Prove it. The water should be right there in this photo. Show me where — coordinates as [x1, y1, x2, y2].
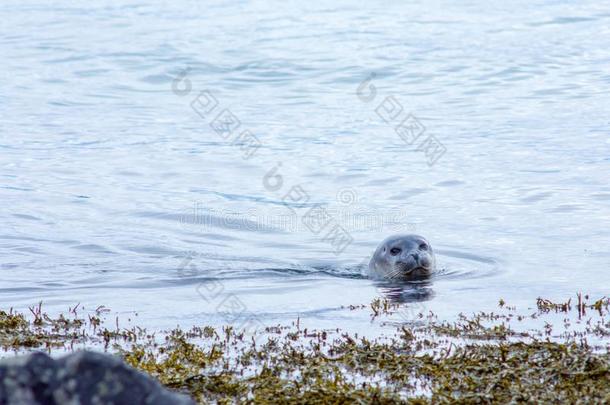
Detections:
[1, 1, 610, 335]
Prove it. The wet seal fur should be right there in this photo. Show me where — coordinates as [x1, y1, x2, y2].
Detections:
[368, 234, 436, 280]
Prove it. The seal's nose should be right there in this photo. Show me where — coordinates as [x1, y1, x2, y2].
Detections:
[411, 252, 419, 261]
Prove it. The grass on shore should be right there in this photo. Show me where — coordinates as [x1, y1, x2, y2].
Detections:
[1, 295, 609, 403]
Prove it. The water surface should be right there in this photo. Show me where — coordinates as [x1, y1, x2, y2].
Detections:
[1, 0, 610, 334]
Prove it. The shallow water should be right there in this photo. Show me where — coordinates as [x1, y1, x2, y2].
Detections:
[1, 1, 610, 335]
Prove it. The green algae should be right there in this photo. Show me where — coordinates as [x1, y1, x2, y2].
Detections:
[0, 302, 148, 352]
[1, 295, 609, 403]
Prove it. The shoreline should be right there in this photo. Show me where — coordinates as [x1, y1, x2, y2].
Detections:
[1, 294, 609, 403]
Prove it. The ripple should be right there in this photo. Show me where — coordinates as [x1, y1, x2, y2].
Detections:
[528, 16, 599, 27]
[433, 250, 502, 281]
[2, 0, 609, 333]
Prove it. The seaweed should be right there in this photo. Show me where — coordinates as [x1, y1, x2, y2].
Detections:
[1, 294, 609, 403]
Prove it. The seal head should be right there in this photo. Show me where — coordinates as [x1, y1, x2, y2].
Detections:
[368, 234, 436, 280]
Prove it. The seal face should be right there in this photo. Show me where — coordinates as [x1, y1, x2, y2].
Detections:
[368, 234, 436, 280]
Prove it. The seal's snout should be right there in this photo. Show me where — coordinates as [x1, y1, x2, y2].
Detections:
[396, 246, 433, 275]
[399, 252, 422, 266]
[395, 256, 420, 273]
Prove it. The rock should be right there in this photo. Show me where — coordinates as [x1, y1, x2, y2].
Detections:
[0, 351, 195, 405]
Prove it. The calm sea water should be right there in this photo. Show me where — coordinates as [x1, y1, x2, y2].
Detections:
[1, 1, 610, 335]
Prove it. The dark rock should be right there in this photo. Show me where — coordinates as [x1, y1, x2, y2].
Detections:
[0, 351, 195, 405]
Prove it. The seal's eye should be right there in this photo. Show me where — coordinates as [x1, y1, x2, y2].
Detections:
[390, 247, 401, 256]
[419, 243, 428, 250]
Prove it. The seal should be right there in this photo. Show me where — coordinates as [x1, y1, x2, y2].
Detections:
[368, 234, 436, 280]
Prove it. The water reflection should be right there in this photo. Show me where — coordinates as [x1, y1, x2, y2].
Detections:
[375, 279, 435, 304]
